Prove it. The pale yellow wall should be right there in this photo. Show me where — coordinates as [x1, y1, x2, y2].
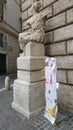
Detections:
[7, 34, 19, 74]
[0, 0, 20, 74]
[4, 0, 21, 32]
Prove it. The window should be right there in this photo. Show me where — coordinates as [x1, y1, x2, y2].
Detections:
[0, 33, 7, 48]
[0, 2, 3, 20]
[0, 34, 3, 47]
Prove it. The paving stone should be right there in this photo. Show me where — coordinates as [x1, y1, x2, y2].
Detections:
[0, 75, 73, 130]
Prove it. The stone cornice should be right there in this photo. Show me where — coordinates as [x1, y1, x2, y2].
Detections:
[0, 21, 18, 38]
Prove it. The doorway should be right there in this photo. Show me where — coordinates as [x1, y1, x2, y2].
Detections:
[0, 54, 6, 75]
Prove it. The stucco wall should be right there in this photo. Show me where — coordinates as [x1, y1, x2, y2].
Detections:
[22, 0, 73, 113]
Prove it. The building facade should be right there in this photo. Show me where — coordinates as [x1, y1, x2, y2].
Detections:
[0, 0, 21, 75]
[21, 0, 73, 113]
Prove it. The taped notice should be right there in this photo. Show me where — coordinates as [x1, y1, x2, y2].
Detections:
[45, 66, 56, 84]
[45, 103, 58, 125]
[44, 57, 59, 125]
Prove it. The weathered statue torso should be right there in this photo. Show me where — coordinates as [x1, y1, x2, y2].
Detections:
[28, 14, 46, 32]
[19, 0, 47, 51]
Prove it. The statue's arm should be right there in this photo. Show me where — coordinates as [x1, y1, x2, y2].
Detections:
[41, 14, 47, 29]
[41, 13, 47, 20]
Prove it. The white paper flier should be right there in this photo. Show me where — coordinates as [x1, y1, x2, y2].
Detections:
[44, 57, 59, 125]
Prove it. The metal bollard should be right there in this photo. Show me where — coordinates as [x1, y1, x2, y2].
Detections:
[5, 76, 10, 90]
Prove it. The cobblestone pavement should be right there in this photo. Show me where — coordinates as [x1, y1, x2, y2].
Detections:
[0, 75, 73, 130]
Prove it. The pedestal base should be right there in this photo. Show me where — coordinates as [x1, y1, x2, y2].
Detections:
[12, 41, 45, 118]
[12, 79, 45, 118]
[12, 102, 44, 118]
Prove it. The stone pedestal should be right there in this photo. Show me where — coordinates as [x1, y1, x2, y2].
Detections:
[12, 42, 45, 118]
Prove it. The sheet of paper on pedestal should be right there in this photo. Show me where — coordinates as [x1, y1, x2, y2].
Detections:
[44, 57, 59, 125]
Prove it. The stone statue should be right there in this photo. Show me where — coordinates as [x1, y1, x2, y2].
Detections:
[19, 0, 47, 52]
[12, 0, 46, 118]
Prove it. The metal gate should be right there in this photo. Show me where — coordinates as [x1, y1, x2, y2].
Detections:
[0, 54, 6, 75]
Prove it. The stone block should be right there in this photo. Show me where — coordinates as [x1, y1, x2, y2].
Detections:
[28, 7, 32, 18]
[67, 40, 73, 54]
[45, 31, 53, 44]
[56, 56, 73, 69]
[17, 70, 44, 82]
[54, 24, 73, 42]
[12, 79, 45, 118]
[40, 6, 52, 19]
[24, 42, 44, 56]
[58, 83, 73, 112]
[44, 0, 56, 7]
[22, 10, 28, 21]
[45, 42, 66, 56]
[67, 8, 73, 24]
[22, 0, 32, 11]
[17, 56, 45, 71]
[68, 71, 73, 84]
[46, 13, 65, 31]
[53, 0, 73, 14]
[57, 70, 67, 83]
